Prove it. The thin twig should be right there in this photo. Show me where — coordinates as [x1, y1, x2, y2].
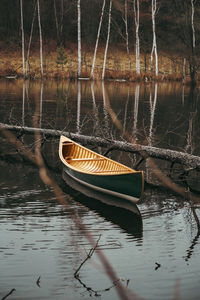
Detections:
[74, 235, 101, 278]
[1, 289, 16, 300]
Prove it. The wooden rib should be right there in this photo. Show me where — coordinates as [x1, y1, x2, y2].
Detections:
[63, 140, 134, 174]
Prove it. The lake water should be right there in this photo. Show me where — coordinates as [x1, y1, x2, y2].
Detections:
[0, 79, 200, 300]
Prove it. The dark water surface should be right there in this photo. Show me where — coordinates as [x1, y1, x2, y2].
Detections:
[0, 79, 200, 300]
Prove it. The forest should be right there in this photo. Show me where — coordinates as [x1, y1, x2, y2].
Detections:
[0, 0, 200, 83]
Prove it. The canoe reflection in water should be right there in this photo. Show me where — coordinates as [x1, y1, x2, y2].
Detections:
[62, 172, 143, 238]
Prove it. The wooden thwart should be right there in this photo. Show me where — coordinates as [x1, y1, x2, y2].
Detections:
[66, 157, 105, 162]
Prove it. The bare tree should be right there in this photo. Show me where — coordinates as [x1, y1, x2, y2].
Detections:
[133, 0, 140, 75]
[54, 0, 60, 43]
[20, 0, 25, 77]
[191, 0, 196, 51]
[26, 2, 37, 75]
[77, 0, 81, 77]
[54, 0, 64, 45]
[150, 0, 158, 76]
[90, 0, 106, 80]
[102, 0, 113, 80]
[124, 0, 131, 71]
[37, 0, 43, 76]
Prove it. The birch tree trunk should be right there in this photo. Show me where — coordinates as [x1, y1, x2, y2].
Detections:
[90, 0, 106, 80]
[191, 0, 195, 52]
[124, 0, 131, 71]
[102, 0, 112, 80]
[189, 0, 197, 85]
[20, 0, 25, 77]
[133, 0, 140, 75]
[133, 84, 140, 138]
[77, 0, 81, 78]
[37, 0, 43, 76]
[26, 2, 37, 75]
[150, 0, 158, 76]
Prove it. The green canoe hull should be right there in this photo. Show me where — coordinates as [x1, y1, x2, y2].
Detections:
[63, 165, 144, 203]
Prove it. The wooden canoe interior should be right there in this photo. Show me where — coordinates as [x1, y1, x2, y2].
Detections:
[62, 140, 134, 175]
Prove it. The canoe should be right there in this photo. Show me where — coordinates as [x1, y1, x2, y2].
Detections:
[59, 135, 144, 203]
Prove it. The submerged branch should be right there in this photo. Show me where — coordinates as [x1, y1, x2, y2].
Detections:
[1, 123, 200, 170]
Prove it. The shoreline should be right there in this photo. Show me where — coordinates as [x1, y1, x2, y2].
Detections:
[0, 41, 192, 83]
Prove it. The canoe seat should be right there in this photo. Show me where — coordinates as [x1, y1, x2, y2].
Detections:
[63, 142, 74, 145]
[66, 157, 105, 162]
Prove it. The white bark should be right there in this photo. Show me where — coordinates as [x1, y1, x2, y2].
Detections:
[77, 80, 81, 133]
[90, 0, 106, 79]
[37, 0, 43, 76]
[150, 0, 158, 76]
[133, 84, 140, 138]
[133, 0, 140, 75]
[191, 0, 195, 51]
[77, 0, 81, 77]
[102, 0, 112, 80]
[20, 0, 25, 77]
[124, 0, 131, 70]
[149, 83, 158, 146]
[26, 3, 36, 75]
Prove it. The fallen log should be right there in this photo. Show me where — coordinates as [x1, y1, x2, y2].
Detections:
[1, 122, 200, 170]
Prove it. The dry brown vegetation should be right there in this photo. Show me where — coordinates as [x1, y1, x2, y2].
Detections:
[0, 41, 189, 81]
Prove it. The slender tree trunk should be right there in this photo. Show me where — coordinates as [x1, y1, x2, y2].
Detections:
[54, 0, 60, 44]
[20, 0, 25, 77]
[189, 0, 197, 85]
[124, 0, 131, 71]
[37, 0, 43, 76]
[102, 0, 112, 80]
[26, 2, 37, 75]
[77, 81, 81, 133]
[60, 0, 64, 41]
[77, 0, 81, 78]
[133, 84, 140, 138]
[150, 0, 158, 76]
[133, 0, 140, 75]
[191, 0, 195, 51]
[90, 0, 106, 80]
